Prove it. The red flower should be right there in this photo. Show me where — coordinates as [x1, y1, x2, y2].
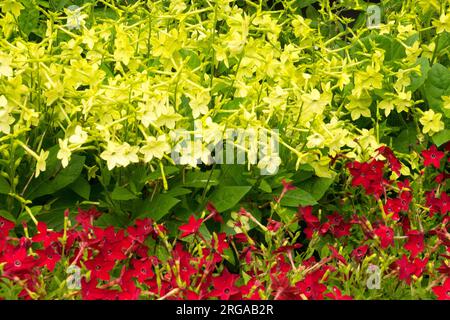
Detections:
[273, 243, 302, 255]
[374, 224, 394, 248]
[404, 230, 424, 258]
[85, 257, 115, 281]
[3, 247, 36, 273]
[393, 255, 428, 284]
[131, 258, 155, 283]
[346, 160, 385, 198]
[206, 202, 223, 223]
[351, 245, 369, 262]
[421, 145, 445, 169]
[328, 245, 347, 265]
[271, 273, 299, 300]
[211, 232, 229, 255]
[325, 286, 353, 300]
[178, 215, 203, 238]
[267, 218, 282, 232]
[36, 247, 61, 271]
[377, 146, 402, 175]
[383, 198, 401, 221]
[76, 207, 102, 229]
[0, 216, 15, 236]
[432, 278, 450, 300]
[296, 274, 327, 300]
[209, 269, 240, 300]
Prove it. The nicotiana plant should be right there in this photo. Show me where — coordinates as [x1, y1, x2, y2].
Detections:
[0, 0, 449, 300]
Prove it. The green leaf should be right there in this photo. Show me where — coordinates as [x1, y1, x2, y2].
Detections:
[166, 187, 192, 197]
[0, 176, 10, 195]
[183, 170, 221, 188]
[0, 209, 16, 223]
[69, 176, 91, 200]
[301, 177, 334, 201]
[424, 63, 450, 118]
[208, 186, 252, 212]
[409, 57, 430, 92]
[258, 179, 272, 193]
[432, 129, 450, 146]
[26, 153, 86, 200]
[111, 186, 138, 201]
[279, 189, 317, 207]
[137, 194, 180, 221]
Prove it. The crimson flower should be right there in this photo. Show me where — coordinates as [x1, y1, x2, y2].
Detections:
[296, 274, 327, 300]
[325, 286, 353, 300]
[393, 255, 428, 284]
[351, 245, 369, 262]
[328, 245, 347, 265]
[36, 247, 61, 271]
[209, 269, 240, 300]
[0, 216, 14, 236]
[421, 145, 445, 169]
[267, 218, 282, 232]
[131, 258, 155, 283]
[271, 273, 299, 300]
[76, 207, 102, 229]
[3, 247, 36, 273]
[377, 146, 401, 175]
[374, 224, 394, 248]
[85, 257, 115, 281]
[206, 202, 223, 223]
[432, 278, 450, 300]
[178, 215, 203, 238]
[404, 230, 424, 258]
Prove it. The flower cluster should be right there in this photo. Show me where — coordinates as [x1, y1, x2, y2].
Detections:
[0, 142, 449, 300]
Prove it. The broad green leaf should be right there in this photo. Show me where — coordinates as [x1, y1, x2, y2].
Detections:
[183, 170, 221, 188]
[111, 186, 138, 201]
[0, 209, 16, 223]
[258, 179, 272, 193]
[137, 194, 180, 221]
[166, 187, 192, 197]
[208, 186, 252, 212]
[301, 177, 334, 201]
[279, 189, 317, 207]
[69, 176, 91, 200]
[26, 154, 86, 200]
[409, 57, 430, 92]
[432, 129, 450, 146]
[424, 63, 450, 117]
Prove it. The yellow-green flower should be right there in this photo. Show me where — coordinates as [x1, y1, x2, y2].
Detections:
[140, 135, 171, 163]
[433, 13, 450, 34]
[419, 109, 444, 136]
[57, 139, 72, 168]
[35, 150, 49, 178]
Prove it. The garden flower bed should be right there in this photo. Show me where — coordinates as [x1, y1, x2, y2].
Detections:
[0, 0, 449, 300]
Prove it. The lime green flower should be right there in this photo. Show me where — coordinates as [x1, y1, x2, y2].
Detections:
[68, 126, 88, 145]
[433, 13, 450, 34]
[100, 142, 139, 170]
[345, 91, 372, 120]
[442, 96, 450, 110]
[419, 110, 444, 136]
[0, 95, 15, 134]
[140, 135, 171, 163]
[0, 51, 13, 78]
[35, 150, 49, 178]
[57, 139, 72, 168]
[0, 0, 24, 17]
